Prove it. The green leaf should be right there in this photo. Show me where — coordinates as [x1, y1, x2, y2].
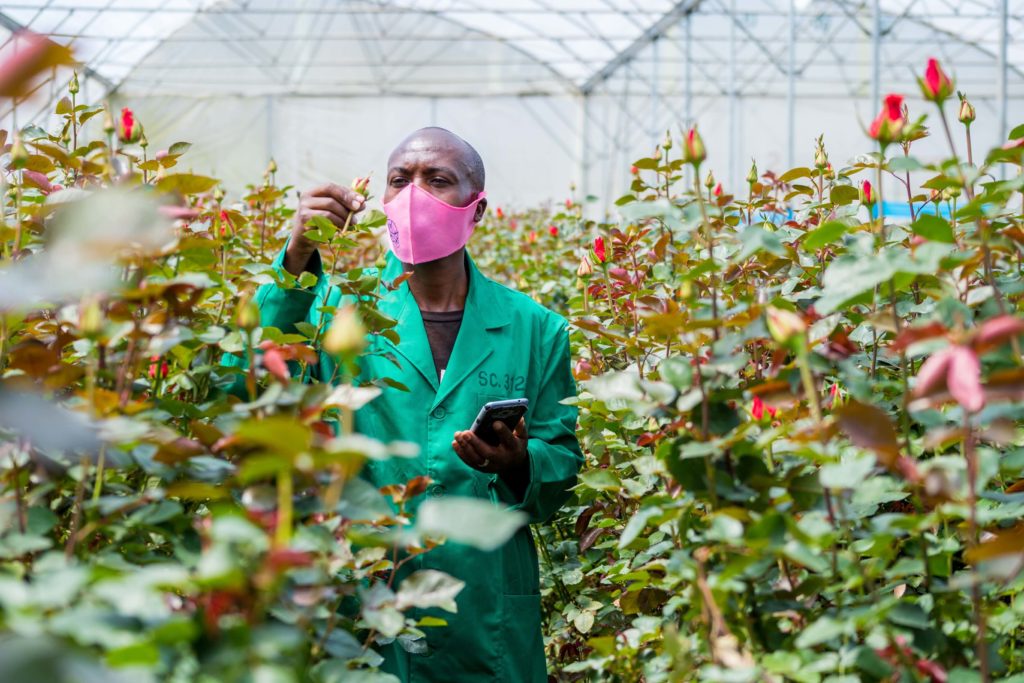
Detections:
[168, 141, 192, 156]
[795, 616, 848, 647]
[911, 214, 954, 243]
[105, 641, 160, 667]
[802, 221, 848, 250]
[829, 184, 860, 206]
[235, 416, 311, 459]
[414, 497, 527, 551]
[156, 173, 219, 195]
[778, 167, 811, 183]
[578, 468, 622, 492]
[395, 569, 465, 612]
[658, 357, 692, 391]
[736, 225, 785, 259]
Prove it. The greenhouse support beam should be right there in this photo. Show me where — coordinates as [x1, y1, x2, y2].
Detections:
[580, 0, 702, 95]
[787, 0, 796, 170]
[871, 0, 881, 106]
[998, 0, 1008, 143]
[0, 10, 116, 92]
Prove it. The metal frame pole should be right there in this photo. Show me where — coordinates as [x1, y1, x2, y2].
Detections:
[579, 93, 590, 204]
[787, 0, 796, 170]
[684, 12, 693, 188]
[871, 0, 881, 107]
[652, 37, 660, 148]
[729, 0, 738, 188]
[998, 0, 1008, 142]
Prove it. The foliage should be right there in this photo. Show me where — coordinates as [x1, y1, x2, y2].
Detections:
[471, 96, 1024, 680]
[0, 84, 524, 681]
[2, 51, 1024, 683]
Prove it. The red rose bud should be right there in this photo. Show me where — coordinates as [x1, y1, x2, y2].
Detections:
[630, 165, 639, 175]
[868, 93, 905, 145]
[860, 180, 874, 206]
[682, 126, 706, 166]
[528, 230, 537, 243]
[548, 225, 558, 237]
[565, 198, 573, 209]
[713, 183, 723, 197]
[750, 395, 778, 421]
[958, 92, 975, 125]
[593, 236, 607, 264]
[148, 355, 169, 379]
[118, 107, 143, 144]
[919, 58, 954, 103]
[219, 209, 232, 237]
[495, 207, 505, 219]
[351, 176, 370, 197]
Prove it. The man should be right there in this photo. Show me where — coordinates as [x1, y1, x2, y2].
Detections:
[245, 128, 583, 681]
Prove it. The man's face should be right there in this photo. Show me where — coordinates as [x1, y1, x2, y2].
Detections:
[384, 133, 485, 221]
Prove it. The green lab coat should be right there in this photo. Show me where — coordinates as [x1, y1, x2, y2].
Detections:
[229, 245, 583, 682]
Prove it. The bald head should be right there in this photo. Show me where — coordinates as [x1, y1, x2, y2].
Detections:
[387, 127, 485, 194]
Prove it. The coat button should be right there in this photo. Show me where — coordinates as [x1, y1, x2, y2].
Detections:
[428, 485, 445, 498]
[431, 406, 447, 419]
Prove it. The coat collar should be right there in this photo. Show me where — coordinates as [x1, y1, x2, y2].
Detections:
[377, 250, 510, 406]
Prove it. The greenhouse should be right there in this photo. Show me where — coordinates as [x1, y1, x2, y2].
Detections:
[1, 1, 1024, 682]
[2, 1, 1022, 207]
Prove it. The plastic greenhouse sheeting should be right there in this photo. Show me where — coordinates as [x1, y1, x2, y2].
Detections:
[1, 0, 1022, 208]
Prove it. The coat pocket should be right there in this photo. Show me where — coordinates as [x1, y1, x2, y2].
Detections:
[500, 593, 547, 683]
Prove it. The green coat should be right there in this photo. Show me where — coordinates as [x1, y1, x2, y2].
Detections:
[230, 246, 582, 682]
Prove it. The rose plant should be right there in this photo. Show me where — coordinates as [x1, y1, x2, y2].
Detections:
[0, 50, 524, 682]
[469, 59, 1024, 682]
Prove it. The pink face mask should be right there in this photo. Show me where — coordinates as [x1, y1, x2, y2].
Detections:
[382, 183, 486, 264]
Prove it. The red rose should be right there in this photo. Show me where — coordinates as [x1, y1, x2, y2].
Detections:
[750, 396, 777, 421]
[682, 126, 706, 166]
[593, 236, 607, 264]
[495, 207, 505, 219]
[118, 107, 143, 144]
[919, 58, 953, 103]
[548, 225, 558, 237]
[868, 94, 905, 145]
[860, 180, 873, 205]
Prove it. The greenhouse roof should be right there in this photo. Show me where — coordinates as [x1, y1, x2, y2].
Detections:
[0, 0, 1019, 102]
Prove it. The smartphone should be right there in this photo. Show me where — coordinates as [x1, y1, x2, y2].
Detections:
[470, 398, 529, 446]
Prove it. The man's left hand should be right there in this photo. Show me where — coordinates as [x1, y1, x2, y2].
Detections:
[452, 418, 528, 476]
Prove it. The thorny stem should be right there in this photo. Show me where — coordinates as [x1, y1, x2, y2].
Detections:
[275, 468, 294, 547]
[693, 171, 719, 341]
[963, 414, 990, 682]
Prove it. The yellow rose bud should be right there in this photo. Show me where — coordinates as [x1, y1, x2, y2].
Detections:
[766, 306, 807, 345]
[704, 170, 715, 191]
[9, 134, 28, 169]
[68, 71, 79, 95]
[958, 93, 976, 125]
[323, 305, 366, 356]
[266, 158, 277, 174]
[746, 160, 758, 186]
[235, 292, 260, 331]
[576, 255, 593, 278]
[79, 296, 103, 337]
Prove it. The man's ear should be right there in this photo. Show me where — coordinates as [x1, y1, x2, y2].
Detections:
[472, 197, 487, 223]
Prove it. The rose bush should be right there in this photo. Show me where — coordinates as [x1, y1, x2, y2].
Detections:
[0, 53, 524, 681]
[1, 48, 1023, 683]
[471, 60, 1024, 682]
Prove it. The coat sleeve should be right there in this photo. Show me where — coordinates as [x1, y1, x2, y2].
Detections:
[491, 319, 583, 525]
[220, 243, 329, 394]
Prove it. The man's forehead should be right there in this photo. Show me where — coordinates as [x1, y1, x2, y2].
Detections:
[388, 140, 469, 170]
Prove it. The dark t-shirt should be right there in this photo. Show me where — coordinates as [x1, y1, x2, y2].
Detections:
[420, 309, 464, 381]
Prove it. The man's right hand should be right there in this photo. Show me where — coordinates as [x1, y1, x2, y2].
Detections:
[284, 183, 367, 277]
